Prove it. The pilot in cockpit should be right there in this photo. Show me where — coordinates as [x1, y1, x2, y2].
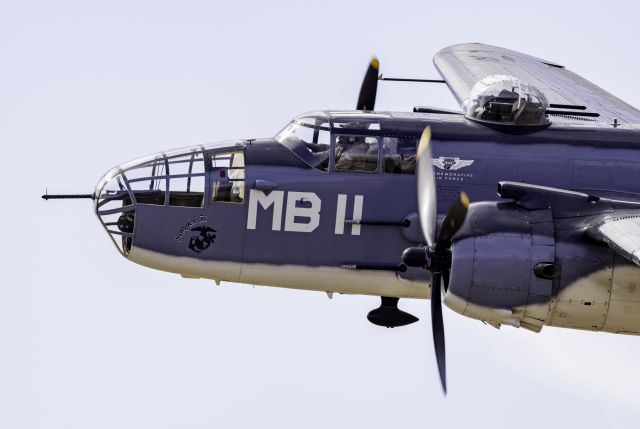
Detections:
[335, 135, 378, 172]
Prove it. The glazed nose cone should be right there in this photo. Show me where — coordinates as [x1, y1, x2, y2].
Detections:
[94, 166, 136, 257]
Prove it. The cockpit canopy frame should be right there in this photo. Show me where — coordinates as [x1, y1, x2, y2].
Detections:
[274, 111, 421, 172]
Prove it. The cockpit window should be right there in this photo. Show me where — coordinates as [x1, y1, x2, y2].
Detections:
[275, 115, 330, 171]
[382, 136, 417, 174]
[334, 135, 379, 172]
[274, 113, 423, 174]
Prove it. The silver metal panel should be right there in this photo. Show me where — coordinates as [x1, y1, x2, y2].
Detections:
[589, 215, 640, 266]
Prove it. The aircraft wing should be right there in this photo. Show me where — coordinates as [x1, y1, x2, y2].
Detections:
[498, 182, 640, 267]
[434, 43, 640, 127]
[588, 216, 640, 267]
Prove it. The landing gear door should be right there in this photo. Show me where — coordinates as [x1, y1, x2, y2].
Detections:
[204, 149, 248, 281]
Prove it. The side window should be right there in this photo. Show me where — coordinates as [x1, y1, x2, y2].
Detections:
[334, 135, 379, 172]
[167, 150, 205, 207]
[383, 136, 418, 174]
[120, 149, 206, 207]
[211, 151, 245, 203]
[122, 156, 167, 205]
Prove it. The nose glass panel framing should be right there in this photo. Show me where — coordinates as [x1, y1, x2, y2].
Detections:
[94, 144, 209, 256]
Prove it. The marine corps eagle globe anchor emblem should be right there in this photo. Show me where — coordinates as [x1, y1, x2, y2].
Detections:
[188, 226, 217, 254]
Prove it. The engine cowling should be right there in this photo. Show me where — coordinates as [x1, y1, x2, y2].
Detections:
[442, 193, 640, 335]
[444, 201, 555, 332]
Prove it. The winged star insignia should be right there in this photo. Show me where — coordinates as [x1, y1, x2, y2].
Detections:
[432, 157, 475, 170]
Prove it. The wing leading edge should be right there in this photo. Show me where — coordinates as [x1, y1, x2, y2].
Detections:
[497, 181, 640, 268]
[434, 43, 640, 127]
[588, 216, 640, 267]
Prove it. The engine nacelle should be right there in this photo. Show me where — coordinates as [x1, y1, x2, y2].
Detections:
[444, 202, 554, 332]
[444, 201, 640, 334]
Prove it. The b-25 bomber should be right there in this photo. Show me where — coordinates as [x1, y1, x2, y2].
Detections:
[45, 43, 640, 392]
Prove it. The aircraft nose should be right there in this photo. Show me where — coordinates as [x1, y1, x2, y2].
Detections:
[94, 167, 136, 257]
[93, 144, 210, 257]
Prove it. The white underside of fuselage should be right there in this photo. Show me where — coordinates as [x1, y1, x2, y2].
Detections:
[127, 247, 640, 335]
[128, 246, 430, 299]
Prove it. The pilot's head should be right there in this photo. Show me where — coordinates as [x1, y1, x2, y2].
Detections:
[337, 135, 364, 147]
[337, 136, 354, 148]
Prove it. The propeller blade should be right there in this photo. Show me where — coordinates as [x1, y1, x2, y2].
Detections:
[416, 127, 437, 246]
[356, 57, 380, 111]
[436, 192, 469, 251]
[442, 268, 450, 292]
[431, 272, 447, 394]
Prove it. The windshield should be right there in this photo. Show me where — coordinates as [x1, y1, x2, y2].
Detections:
[275, 114, 331, 170]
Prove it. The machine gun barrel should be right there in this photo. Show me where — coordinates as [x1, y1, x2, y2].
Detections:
[42, 193, 95, 200]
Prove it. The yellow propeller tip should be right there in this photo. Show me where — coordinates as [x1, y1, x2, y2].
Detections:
[370, 57, 380, 70]
[460, 192, 470, 208]
[416, 127, 431, 159]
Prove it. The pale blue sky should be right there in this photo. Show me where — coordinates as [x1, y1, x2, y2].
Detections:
[2, 1, 640, 428]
